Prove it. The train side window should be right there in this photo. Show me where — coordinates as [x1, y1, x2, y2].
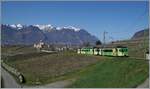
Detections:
[119, 49, 123, 52]
[103, 49, 113, 52]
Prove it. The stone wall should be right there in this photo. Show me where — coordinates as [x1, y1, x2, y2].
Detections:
[1, 60, 25, 83]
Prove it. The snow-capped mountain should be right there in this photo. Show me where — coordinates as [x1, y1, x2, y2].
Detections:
[8, 24, 81, 32]
[10, 24, 24, 30]
[56, 26, 81, 32]
[1, 24, 99, 45]
[56, 27, 61, 30]
[62, 26, 80, 32]
[34, 24, 54, 31]
[34, 24, 81, 32]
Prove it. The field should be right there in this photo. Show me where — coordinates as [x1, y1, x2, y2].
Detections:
[1, 45, 38, 56]
[1, 46, 149, 87]
[2, 46, 101, 85]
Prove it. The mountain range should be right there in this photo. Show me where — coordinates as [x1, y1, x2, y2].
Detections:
[1, 24, 99, 45]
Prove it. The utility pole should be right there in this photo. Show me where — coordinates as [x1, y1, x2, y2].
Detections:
[143, 29, 147, 60]
[109, 36, 114, 43]
[103, 31, 108, 48]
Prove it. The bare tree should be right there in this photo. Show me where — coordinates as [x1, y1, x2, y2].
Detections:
[95, 40, 102, 47]
[83, 42, 90, 47]
[95, 40, 102, 55]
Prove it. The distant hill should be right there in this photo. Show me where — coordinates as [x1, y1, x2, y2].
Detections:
[131, 28, 149, 40]
[1, 24, 99, 45]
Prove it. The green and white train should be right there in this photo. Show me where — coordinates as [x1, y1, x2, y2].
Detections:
[77, 46, 128, 57]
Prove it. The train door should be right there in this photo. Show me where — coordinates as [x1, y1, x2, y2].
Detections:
[89, 48, 93, 55]
[94, 48, 98, 55]
[117, 48, 123, 56]
[99, 48, 102, 55]
[77, 49, 80, 54]
[112, 48, 117, 56]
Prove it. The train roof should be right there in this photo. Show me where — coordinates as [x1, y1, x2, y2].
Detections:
[79, 47, 128, 49]
[81, 47, 93, 49]
[100, 45, 127, 48]
[116, 46, 127, 48]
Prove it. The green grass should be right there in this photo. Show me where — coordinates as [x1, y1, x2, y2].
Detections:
[70, 57, 149, 88]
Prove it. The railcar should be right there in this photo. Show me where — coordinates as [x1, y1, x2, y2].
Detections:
[102, 48, 114, 56]
[78, 48, 93, 55]
[115, 47, 128, 56]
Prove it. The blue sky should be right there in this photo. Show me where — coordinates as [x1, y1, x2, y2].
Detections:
[2, 1, 149, 42]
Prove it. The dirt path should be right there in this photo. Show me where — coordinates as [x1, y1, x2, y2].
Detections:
[137, 78, 149, 88]
[23, 79, 75, 88]
[1, 67, 21, 88]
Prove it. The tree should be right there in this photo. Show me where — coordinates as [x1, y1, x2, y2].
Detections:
[95, 40, 102, 47]
[95, 40, 102, 55]
[83, 42, 90, 47]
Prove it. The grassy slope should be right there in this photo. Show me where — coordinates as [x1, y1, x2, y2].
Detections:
[128, 38, 149, 58]
[3, 51, 101, 85]
[70, 58, 149, 88]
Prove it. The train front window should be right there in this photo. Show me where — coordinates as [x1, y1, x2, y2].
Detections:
[119, 48, 128, 52]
